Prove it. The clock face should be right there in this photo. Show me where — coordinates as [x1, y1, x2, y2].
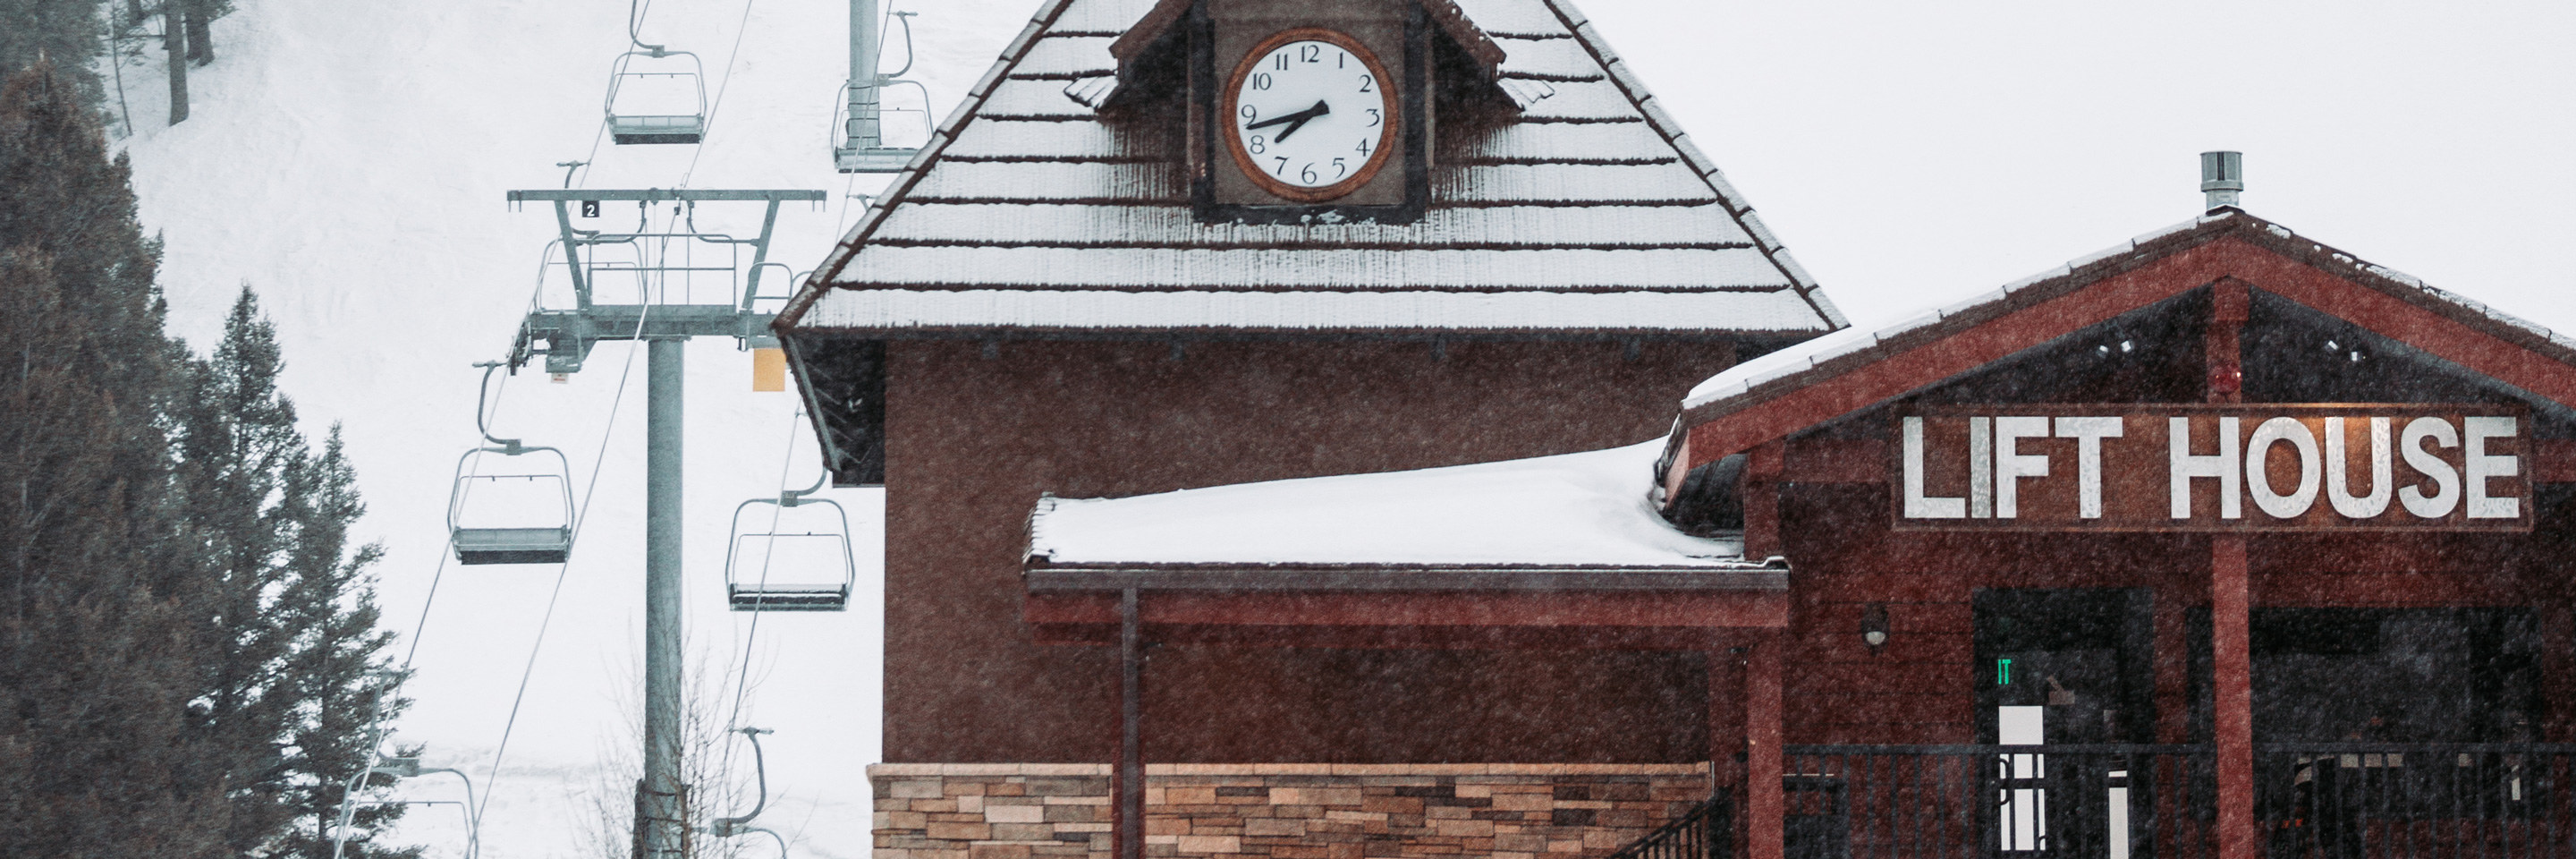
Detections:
[1222, 29, 1398, 203]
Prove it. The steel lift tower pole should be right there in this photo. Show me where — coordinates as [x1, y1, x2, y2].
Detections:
[641, 337, 686, 859]
[504, 188, 826, 859]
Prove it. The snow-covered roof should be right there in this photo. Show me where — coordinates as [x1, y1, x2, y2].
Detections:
[1669, 208, 2576, 455]
[778, 0, 1843, 336]
[1678, 213, 2227, 412]
[1024, 439, 1778, 577]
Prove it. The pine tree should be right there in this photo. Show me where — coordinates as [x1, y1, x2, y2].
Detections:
[2, 60, 411, 858]
[0, 60, 228, 859]
[0, 0, 108, 114]
[178, 287, 416, 859]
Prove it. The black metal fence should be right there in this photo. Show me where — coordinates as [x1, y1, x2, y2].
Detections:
[1779, 744, 2216, 859]
[1609, 789, 1735, 859]
[2255, 744, 2576, 859]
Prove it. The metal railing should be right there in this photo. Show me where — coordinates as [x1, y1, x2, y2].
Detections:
[1781, 744, 2216, 859]
[2256, 744, 2576, 859]
[1610, 789, 1734, 859]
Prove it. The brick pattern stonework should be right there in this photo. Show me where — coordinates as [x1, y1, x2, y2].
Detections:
[870, 764, 1713, 859]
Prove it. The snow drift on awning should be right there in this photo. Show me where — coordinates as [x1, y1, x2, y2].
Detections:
[1026, 440, 1757, 568]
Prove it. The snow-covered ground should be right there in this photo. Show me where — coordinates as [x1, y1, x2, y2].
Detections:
[104, 1, 2574, 857]
[109, 0, 1025, 856]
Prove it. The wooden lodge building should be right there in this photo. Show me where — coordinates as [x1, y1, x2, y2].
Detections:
[771, 2, 2576, 859]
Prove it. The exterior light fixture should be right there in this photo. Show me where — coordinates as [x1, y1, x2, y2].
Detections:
[1860, 603, 1889, 654]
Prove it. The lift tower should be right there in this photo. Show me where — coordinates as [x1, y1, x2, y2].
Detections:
[504, 187, 826, 859]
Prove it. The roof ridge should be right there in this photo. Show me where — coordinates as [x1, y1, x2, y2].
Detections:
[1537, 0, 1847, 332]
[776, 0, 1079, 331]
[1665, 209, 2576, 466]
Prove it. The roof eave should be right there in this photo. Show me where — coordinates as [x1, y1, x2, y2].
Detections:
[1024, 562, 1790, 592]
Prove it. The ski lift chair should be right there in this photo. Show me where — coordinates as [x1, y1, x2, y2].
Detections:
[447, 441, 577, 566]
[724, 481, 855, 611]
[449, 365, 576, 566]
[606, 49, 708, 144]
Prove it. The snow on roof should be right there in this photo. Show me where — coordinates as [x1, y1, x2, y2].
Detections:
[1674, 209, 2576, 422]
[1680, 213, 2227, 412]
[801, 287, 1835, 334]
[780, 0, 1843, 336]
[1027, 439, 1758, 568]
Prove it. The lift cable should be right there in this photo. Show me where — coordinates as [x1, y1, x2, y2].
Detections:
[470, 206, 674, 834]
[709, 410, 807, 794]
[680, 0, 762, 187]
[328, 363, 523, 859]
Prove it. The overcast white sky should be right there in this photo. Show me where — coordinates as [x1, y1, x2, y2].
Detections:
[1572, 0, 2576, 332]
[114, 2, 2576, 856]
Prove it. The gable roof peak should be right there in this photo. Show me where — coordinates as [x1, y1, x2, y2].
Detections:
[1665, 208, 2576, 481]
[776, 0, 1846, 339]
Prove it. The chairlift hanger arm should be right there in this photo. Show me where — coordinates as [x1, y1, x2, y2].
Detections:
[509, 190, 826, 203]
[740, 200, 782, 312]
[710, 727, 775, 832]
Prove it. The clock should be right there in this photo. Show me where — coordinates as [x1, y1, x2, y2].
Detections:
[1220, 28, 1399, 203]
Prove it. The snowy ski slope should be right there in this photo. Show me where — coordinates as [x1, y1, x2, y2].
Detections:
[112, 0, 1028, 855]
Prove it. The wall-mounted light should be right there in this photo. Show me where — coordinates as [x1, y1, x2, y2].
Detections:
[1860, 603, 1889, 654]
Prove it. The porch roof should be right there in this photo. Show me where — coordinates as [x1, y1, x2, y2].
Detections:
[1023, 439, 1784, 591]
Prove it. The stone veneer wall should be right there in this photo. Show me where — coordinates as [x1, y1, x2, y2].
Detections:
[870, 763, 1713, 859]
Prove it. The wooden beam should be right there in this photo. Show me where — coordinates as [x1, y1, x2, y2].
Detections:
[1743, 440, 1785, 560]
[1116, 589, 1143, 859]
[1028, 621, 1754, 651]
[1708, 651, 1745, 859]
[1743, 634, 1784, 859]
[2207, 281, 2256, 859]
[1026, 590, 1792, 630]
[1680, 241, 2255, 472]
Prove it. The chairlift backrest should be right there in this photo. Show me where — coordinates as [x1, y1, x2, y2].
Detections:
[724, 495, 856, 611]
[448, 444, 578, 566]
[606, 50, 708, 145]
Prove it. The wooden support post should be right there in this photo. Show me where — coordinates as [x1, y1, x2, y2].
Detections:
[1744, 634, 1784, 859]
[1118, 589, 1143, 859]
[1707, 648, 1747, 856]
[1743, 440, 1786, 561]
[2211, 537, 2253, 859]
[2206, 277, 2255, 859]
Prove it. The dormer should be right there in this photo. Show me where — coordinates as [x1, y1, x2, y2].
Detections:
[1089, 0, 1512, 223]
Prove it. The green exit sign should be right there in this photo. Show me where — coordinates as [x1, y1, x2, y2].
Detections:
[1996, 658, 2013, 685]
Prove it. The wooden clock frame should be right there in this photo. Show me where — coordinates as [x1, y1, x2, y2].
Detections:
[1189, 1, 1430, 225]
[1219, 28, 1401, 204]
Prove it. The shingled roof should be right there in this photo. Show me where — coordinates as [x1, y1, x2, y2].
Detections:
[775, 0, 1844, 338]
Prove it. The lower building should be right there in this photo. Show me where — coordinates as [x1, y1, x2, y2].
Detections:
[978, 211, 2576, 859]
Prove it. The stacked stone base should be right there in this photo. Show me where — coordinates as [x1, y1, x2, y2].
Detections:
[871, 763, 1712, 859]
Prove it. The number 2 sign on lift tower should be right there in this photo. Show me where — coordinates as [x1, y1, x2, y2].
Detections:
[1890, 404, 2534, 532]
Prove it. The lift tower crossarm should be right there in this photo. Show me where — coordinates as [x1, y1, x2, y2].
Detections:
[503, 189, 821, 374]
[506, 189, 827, 203]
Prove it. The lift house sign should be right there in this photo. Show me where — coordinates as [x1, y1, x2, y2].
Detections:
[1892, 404, 2533, 532]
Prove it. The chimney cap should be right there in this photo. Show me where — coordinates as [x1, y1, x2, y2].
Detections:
[2200, 151, 2243, 211]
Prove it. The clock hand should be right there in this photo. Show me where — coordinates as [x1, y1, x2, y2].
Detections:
[1272, 106, 1329, 143]
[1243, 100, 1332, 141]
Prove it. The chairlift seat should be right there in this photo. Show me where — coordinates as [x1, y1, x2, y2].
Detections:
[453, 526, 574, 566]
[606, 50, 709, 146]
[725, 495, 857, 613]
[726, 583, 850, 612]
[447, 442, 578, 566]
[610, 115, 706, 145]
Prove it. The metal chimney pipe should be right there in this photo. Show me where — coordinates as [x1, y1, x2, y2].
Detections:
[2200, 151, 2243, 212]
